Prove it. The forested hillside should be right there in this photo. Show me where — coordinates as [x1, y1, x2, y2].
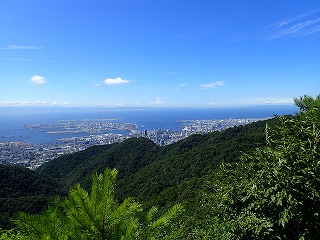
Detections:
[1, 95, 319, 239]
[1, 115, 272, 232]
[0, 165, 64, 229]
[37, 137, 161, 191]
[37, 117, 273, 200]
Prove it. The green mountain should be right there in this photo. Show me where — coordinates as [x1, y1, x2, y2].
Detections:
[36, 137, 161, 192]
[2, 95, 320, 239]
[0, 118, 274, 232]
[0, 165, 64, 229]
[37, 118, 272, 201]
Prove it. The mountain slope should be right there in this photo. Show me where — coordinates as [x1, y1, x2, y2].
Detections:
[37, 137, 161, 191]
[1, 118, 274, 230]
[0, 164, 64, 229]
[117, 119, 270, 200]
[37, 118, 274, 200]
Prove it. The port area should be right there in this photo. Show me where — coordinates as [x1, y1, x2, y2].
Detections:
[1, 117, 269, 169]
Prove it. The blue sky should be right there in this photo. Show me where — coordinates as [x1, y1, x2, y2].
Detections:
[0, 0, 319, 107]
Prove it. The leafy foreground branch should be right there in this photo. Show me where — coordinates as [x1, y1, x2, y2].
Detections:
[195, 95, 320, 239]
[0, 168, 183, 239]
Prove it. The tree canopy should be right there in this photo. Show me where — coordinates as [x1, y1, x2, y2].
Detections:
[1, 168, 183, 239]
[1, 94, 319, 239]
[193, 95, 320, 239]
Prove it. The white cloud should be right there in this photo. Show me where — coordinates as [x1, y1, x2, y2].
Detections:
[0, 45, 44, 50]
[262, 98, 294, 105]
[262, 9, 320, 40]
[153, 97, 165, 106]
[235, 98, 294, 105]
[207, 101, 217, 105]
[173, 83, 188, 90]
[199, 81, 226, 89]
[0, 57, 56, 63]
[30, 75, 46, 84]
[103, 77, 129, 85]
[0, 101, 76, 106]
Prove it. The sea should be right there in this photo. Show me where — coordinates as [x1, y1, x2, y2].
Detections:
[0, 105, 297, 145]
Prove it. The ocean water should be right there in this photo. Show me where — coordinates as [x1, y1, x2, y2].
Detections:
[0, 105, 297, 144]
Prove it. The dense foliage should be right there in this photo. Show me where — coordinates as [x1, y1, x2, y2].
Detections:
[0, 115, 274, 235]
[37, 118, 271, 200]
[0, 165, 64, 229]
[37, 138, 161, 191]
[191, 95, 320, 239]
[1, 168, 183, 239]
[1, 94, 319, 239]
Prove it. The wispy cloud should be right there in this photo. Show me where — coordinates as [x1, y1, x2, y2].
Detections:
[151, 97, 165, 106]
[30, 75, 46, 84]
[207, 101, 218, 106]
[0, 45, 44, 50]
[0, 57, 56, 63]
[103, 77, 130, 85]
[0, 100, 168, 107]
[235, 98, 294, 105]
[0, 101, 137, 107]
[0, 101, 76, 106]
[173, 83, 188, 90]
[199, 81, 226, 89]
[262, 9, 320, 40]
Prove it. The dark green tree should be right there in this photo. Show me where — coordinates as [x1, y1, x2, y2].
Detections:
[196, 95, 320, 239]
[12, 199, 69, 239]
[293, 94, 320, 112]
[63, 168, 141, 239]
[2, 168, 183, 239]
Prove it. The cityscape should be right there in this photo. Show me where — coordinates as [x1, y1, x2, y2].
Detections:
[0, 117, 269, 169]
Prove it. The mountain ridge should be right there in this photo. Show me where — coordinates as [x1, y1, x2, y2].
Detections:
[1, 118, 274, 230]
[37, 118, 273, 199]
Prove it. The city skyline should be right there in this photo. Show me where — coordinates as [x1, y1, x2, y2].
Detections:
[1, 0, 319, 108]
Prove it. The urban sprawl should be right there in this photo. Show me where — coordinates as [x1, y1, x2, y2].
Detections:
[0, 118, 269, 169]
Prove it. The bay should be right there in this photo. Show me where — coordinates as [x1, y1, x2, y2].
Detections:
[0, 105, 297, 144]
